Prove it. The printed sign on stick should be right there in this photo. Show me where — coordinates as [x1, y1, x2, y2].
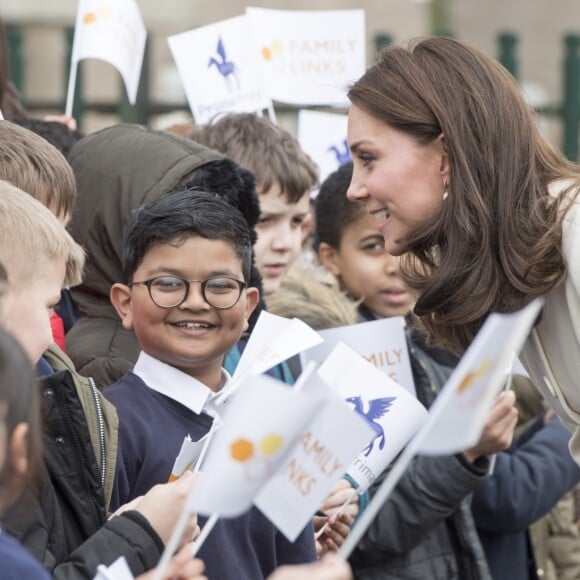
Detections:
[168, 15, 271, 123]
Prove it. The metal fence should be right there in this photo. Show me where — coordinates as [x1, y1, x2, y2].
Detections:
[7, 24, 580, 161]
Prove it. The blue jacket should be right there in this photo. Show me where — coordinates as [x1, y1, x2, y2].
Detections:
[472, 416, 580, 580]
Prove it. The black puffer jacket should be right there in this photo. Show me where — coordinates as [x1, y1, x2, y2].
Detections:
[2, 346, 163, 579]
[349, 309, 491, 580]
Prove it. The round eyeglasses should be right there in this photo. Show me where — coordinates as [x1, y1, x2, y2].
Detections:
[129, 275, 247, 310]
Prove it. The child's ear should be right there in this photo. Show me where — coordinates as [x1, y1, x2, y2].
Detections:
[242, 287, 261, 332]
[317, 242, 342, 277]
[10, 423, 29, 477]
[110, 283, 135, 330]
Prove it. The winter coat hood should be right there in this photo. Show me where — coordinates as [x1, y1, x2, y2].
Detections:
[68, 123, 262, 321]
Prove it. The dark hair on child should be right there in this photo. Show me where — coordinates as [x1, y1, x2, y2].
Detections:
[314, 161, 365, 251]
[0, 328, 42, 513]
[12, 117, 83, 159]
[181, 158, 261, 249]
[122, 189, 254, 284]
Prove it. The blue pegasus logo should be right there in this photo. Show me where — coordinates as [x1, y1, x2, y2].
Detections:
[328, 138, 352, 165]
[346, 396, 396, 457]
[208, 36, 240, 92]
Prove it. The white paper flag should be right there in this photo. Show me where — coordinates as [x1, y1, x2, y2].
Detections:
[94, 556, 133, 580]
[168, 433, 211, 481]
[168, 15, 272, 124]
[254, 389, 373, 541]
[188, 375, 321, 517]
[301, 317, 416, 396]
[215, 311, 323, 405]
[318, 342, 428, 491]
[70, 0, 146, 104]
[235, 312, 323, 379]
[246, 7, 365, 105]
[297, 110, 351, 185]
[410, 299, 544, 455]
[336, 299, 544, 561]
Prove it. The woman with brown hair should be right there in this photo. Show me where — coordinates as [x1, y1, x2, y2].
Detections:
[346, 35, 580, 463]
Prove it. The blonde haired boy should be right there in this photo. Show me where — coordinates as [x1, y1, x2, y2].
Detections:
[0, 179, 84, 362]
[0, 120, 81, 347]
[0, 120, 76, 223]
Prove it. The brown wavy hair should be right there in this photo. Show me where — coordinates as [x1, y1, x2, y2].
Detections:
[348, 36, 580, 354]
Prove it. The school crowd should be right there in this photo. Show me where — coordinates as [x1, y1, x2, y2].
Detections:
[1, 26, 580, 580]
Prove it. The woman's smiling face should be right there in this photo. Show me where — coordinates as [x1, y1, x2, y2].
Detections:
[346, 104, 448, 256]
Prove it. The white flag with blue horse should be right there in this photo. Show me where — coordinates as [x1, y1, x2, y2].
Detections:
[318, 342, 428, 492]
[168, 15, 272, 124]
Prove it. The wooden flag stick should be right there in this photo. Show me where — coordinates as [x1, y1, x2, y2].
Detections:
[315, 488, 359, 540]
[190, 513, 219, 557]
[65, 60, 78, 117]
[266, 102, 277, 124]
[151, 506, 191, 580]
[192, 419, 220, 474]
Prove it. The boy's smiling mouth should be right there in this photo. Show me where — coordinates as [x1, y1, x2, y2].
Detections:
[170, 320, 216, 330]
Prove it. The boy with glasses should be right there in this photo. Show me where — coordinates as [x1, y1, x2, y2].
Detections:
[105, 189, 317, 578]
[65, 123, 262, 390]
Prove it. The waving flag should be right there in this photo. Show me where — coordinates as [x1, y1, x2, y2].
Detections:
[409, 298, 544, 455]
[317, 342, 428, 492]
[338, 298, 545, 560]
[94, 556, 133, 580]
[168, 15, 272, 123]
[187, 375, 321, 517]
[301, 316, 416, 396]
[297, 110, 351, 185]
[254, 386, 373, 541]
[247, 7, 365, 105]
[214, 311, 323, 406]
[67, 0, 146, 113]
[168, 433, 211, 481]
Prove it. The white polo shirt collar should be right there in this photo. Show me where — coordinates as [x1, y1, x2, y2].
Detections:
[133, 351, 229, 415]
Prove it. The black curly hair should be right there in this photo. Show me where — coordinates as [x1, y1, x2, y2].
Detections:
[314, 161, 365, 251]
[182, 158, 264, 332]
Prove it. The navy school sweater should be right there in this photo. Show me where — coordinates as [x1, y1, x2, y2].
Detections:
[105, 372, 316, 580]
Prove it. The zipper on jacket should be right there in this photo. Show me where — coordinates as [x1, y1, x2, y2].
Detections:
[61, 378, 103, 527]
[88, 377, 106, 489]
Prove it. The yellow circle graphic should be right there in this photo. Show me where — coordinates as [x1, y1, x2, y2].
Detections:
[260, 434, 283, 456]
